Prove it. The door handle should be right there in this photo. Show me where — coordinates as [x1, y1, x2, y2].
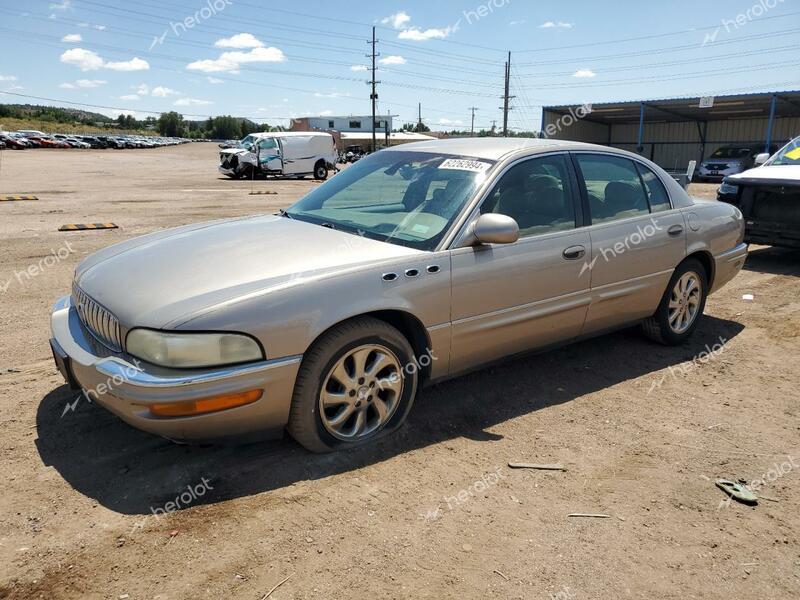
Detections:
[563, 245, 586, 260]
[667, 224, 684, 237]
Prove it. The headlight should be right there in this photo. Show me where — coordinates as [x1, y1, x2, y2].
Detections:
[719, 181, 739, 195]
[126, 329, 264, 368]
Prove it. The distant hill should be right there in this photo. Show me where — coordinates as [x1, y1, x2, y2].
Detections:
[0, 103, 113, 125]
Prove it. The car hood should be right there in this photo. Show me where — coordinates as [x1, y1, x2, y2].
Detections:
[727, 165, 800, 185]
[75, 215, 420, 329]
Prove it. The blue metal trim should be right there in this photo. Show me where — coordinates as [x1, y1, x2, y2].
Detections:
[765, 94, 778, 153]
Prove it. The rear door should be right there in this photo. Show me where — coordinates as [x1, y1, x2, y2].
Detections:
[279, 136, 315, 175]
[572, 152, 687, 334]
[449, 153, 592, 374]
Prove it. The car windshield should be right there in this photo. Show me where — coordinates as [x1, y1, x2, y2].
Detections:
[767, 137, 800, 166]
[710, 146, 752, 159]
[286, 151, 495, 250]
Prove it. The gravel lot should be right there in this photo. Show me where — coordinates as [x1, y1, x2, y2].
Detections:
[1, 143, 798, 600]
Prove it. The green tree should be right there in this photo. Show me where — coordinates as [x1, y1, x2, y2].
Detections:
[158, 111, 185, 137]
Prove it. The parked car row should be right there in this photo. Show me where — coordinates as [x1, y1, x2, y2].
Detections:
[694, 143, 783, 182]
[0, 130, 189, 150]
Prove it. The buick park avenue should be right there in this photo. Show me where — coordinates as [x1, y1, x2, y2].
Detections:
[51, 139, 747, 452]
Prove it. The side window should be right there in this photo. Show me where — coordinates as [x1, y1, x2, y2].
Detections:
[636, 163, 671, 212]
[481, 155, 576, 238]
[575, 154, 650, 224]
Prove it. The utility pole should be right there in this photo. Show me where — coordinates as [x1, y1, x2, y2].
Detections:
[417, 102, 422, 130]
[469, 107, 478, 137]
[367, 26, 379, 153]
[501, 51, 515, 137]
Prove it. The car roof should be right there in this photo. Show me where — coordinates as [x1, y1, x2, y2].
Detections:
[382, 137, 620, 161]
[248, 131, 332, 139]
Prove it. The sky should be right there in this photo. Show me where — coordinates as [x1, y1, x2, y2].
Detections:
[0, 0, 798, 131]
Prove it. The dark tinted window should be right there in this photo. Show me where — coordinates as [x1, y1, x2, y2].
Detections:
[636, 163, 671, 212]
[481, 155, 576, 237]
[575, 154, 649, 224]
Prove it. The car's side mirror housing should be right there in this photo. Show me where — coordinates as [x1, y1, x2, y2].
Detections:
[462, 213, 520, 246]
[754, 152, 770, 166]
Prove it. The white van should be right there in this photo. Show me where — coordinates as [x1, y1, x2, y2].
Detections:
[219, 131, 337, 180]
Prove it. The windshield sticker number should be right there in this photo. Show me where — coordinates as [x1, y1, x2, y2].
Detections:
[439, 159, 491, 173]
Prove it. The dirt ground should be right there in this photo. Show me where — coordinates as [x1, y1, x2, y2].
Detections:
[0, 143, 798, 600]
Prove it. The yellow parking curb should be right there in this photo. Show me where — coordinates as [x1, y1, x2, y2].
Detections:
[59, 223, 119, 231]
[0, 195, 38, 201]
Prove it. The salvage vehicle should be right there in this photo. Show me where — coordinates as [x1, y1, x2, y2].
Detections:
[695, 144, 780, 182]
[219, 131, 336, 180]
[51, 139, 747, 452]
[717, 135, 800, 248]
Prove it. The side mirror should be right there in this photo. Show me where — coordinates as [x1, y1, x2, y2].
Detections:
[754, 152, 770, 166]
[466, 213, 519, 246]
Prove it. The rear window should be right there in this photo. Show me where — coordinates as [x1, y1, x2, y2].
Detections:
[575, 154, 650, 224]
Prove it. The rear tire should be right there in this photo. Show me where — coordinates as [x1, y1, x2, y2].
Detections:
[642, 258, 707, 345]
[313, 160, 328, 180]
[287, 317, 418, 453]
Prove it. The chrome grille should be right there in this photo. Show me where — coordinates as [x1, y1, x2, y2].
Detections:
[72, 284, 123, 352]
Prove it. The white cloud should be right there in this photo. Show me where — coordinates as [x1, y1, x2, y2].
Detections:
[206, 76, 224, 84]
[186, 46, 286, 73]
[379, 55, 406, 66]
[438, 118, 463, 126]
[0, 75, 17, 82]
[350, 65, 368, 72]
[318, 110, 334, 116]
[572, 69, 596, 78]
[381, 11, 411, 30]
[214, 33, 264, 49]
[119, 94, 140, 101]
[104, 57, 149, 71]
[94, 24, 106, 31]
[60, 48, 104, 71]
[509, 20, 526, 26]
[398, 26, 453, 41]
[59, 78, 106, 89]
[539, 21, 573, 29]
[314, 91, 342, 98]
[62, 33, 82, 42]
[151, 86, 179, 97]
[49, 0, 72, 10]
[7, 85, 24, 91]
[174, 98, 213, 106]
[59, 48, 148, 71]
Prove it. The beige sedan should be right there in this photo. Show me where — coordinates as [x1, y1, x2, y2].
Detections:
[50, 138, 748, 452]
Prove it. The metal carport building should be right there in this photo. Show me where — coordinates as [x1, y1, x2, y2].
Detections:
[541, 91, 800, 171]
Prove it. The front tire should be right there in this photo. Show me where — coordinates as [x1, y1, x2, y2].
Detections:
[642, 258, 707, 345]
[287, 317, 418, 453]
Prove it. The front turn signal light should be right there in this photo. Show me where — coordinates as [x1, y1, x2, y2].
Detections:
[148, 389, 262, 418]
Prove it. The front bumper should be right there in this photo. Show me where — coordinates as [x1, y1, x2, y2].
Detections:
[710, 243, 748, 294]
[49, 296, 301, 442]
[218, 166, 237, 176]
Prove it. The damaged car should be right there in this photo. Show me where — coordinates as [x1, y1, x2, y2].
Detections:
[718, 135, 800, 248]
[219, 131, 336, 180]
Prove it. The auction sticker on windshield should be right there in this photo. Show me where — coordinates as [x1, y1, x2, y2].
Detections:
[439, 158, 492, 173]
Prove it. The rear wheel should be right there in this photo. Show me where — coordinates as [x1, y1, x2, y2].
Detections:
[313, 160, 328, 180]
[287, 317, 418, 453]
[642, 258, 707, 345]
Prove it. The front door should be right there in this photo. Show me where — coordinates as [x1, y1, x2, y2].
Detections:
[449, 153, 592, 375]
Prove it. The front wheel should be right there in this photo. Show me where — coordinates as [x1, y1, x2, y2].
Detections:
[287, 317, 418, 453]
[313, 160, 328, 180]
[642, 258, 707, 345]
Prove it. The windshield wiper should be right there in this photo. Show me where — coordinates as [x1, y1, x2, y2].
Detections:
[278, 209, 293, 220]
